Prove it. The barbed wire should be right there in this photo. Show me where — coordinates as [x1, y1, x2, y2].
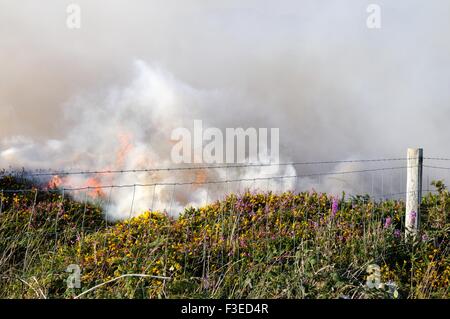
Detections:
[373, 189, 437, 198]
[0, 155, 445, 299]
[424, 157, 450, 161]
[0, 157, 411, 178]
[424, 165, 450, 170]
[0, 165, 411, 193]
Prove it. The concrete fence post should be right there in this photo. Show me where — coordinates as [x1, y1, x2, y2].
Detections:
[405, 148, 423, 239]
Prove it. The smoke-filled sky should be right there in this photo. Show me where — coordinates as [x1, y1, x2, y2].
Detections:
[1, 1, 449, 217]
[1, 0, 450, 157]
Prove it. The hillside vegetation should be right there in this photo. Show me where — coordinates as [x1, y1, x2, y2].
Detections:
[0, 175, 448, 299]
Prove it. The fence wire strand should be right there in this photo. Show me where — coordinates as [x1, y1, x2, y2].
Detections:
[0, 166, 414, 193]
[1, 157, 413, 178]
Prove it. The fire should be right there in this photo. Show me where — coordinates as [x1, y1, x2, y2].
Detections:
[47, 175, 63, 189]
[46, 174, 104, 198]
[46, 130, 134, 200]
[115, 131, 134, 168]
[194, 170, 208, 185]
[84, 177, 105, 198]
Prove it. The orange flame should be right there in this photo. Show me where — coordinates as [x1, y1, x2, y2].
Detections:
[84, 177, 105, 198]
[46, 130, 136, 200]
[194, 170, 208, 185]
[115, 131, 134, 168]
[47, 175, 63, 189]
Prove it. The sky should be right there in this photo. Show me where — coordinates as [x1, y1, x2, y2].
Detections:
[1, 1, 449, 158]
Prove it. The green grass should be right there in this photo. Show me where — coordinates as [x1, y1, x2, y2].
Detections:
[0, 175, 448, 299]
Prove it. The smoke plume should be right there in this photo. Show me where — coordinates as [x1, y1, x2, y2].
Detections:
[1, 1, 450, 218]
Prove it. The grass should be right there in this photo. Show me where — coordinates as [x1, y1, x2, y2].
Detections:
[0, 175, 448, 299]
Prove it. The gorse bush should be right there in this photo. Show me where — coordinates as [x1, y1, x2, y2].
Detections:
[0, 175, 448, 299]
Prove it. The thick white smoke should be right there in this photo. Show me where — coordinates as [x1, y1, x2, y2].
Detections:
[0, 61, 296, 219]
[1, 1, 450, 218]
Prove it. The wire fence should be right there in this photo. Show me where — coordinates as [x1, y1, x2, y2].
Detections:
[1, 156, 449, 224]
[0, 155, 448, 298]
[0, 157, 412, 177]
[1, 156, 449, 210]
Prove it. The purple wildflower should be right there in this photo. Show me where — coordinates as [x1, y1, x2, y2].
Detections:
[384, 217, 392, 229]
[331, 198, 339, 218]
[394, 229, 401, 239]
